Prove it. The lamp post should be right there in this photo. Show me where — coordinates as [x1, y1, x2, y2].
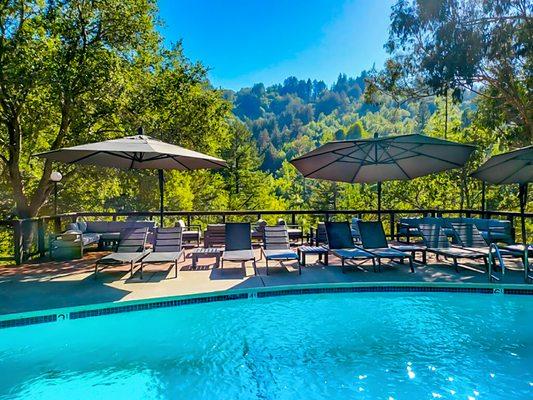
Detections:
[50, 171, 63, 215]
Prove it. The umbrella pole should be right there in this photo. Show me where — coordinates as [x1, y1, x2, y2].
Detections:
[481, 181, 486, 218]
[158, 169, 164, 228]
[519, 183, 527, 243]
[377, 181, 382, 220]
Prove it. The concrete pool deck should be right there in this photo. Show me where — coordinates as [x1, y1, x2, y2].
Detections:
[0, 246, 529, 316]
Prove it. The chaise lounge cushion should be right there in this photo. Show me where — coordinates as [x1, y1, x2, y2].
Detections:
[86, 221, 109, 233]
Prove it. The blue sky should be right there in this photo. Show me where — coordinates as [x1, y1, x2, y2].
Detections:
[157, 0, 395, 90]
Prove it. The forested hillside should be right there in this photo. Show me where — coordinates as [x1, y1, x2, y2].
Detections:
[224, 73, 476, 173]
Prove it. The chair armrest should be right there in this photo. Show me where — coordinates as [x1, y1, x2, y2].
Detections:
[187, 224, 201, 233]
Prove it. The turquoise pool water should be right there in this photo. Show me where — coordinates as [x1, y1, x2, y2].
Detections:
[0, 292, 532, 399]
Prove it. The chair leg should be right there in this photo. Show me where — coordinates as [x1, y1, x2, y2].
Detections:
[371, 258, 377, 272]
[253, 259, 258, 276]
[175, 260, 178, 278]
[377, 258, 382, 272]
[409, 257, 414, 273]
[266, 258, 269, 275]
[94, 262, 98, 279]
[140, 262, 144, 280]
[453, 258, 459, 273]
[130, 261, 134, 278]
[341, 258, 345, 274]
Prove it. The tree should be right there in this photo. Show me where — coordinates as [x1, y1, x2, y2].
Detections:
[0, 0, 158, 218]
[366, 0, 532, 144]
[0, 1, 231, 219]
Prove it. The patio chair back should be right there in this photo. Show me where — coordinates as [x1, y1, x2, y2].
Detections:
[117, 228, 148, 253]
[225, 222, 252, 251]
[204, 224, 226, 247]
[418, 224, 450, 249]
[358, 221, 388, 249]
[264, 225, 290, 250]
[451, 222, 488, 248]
[325, 221, 355, 249]
[153, 227, 182, 252]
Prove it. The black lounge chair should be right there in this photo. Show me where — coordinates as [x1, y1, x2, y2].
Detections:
[418, 224, 487, 272]
[95, 227, 150, 278]
[261, 225, 300, 275]
[221, 222, 257, 276]
[139, 227, 185, 279]
[325, 221, 375, 273]
[357, 221, 414, 272]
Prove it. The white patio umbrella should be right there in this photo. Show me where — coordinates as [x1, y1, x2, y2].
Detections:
[471, 145, 532, 243]
[36, 133, 227, 226]
[290, 133, 475, 215]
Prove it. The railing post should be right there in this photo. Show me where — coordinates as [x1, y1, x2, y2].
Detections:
[187, 214, 191, 227]
[389, 212, 395, 240]
[222, 214, 226, 223]
[13, 220, 23, 265]
[38, 218, 46, 258]
[54, 216, 61, 233]
[291, 212, 296, 226]
[325, 212, 330, 222]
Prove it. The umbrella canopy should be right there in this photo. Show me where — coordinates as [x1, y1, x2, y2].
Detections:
[36, 135, 226, 226]
[290, 134, 475, 183]
[35, 135, 227, 170]
[470, 145, 533, 185]
[471, 145, 532, 243]
[290, 134, 475, 215]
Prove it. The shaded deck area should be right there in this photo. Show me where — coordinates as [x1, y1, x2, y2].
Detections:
[0, 246, 528, 317]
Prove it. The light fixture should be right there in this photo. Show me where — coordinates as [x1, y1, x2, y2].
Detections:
[50, 171, 63, 182]
[50, 171, 63, 215]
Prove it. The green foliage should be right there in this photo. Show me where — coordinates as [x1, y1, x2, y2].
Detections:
[367, 0, 532, 144]
[0, 0, 528, 232]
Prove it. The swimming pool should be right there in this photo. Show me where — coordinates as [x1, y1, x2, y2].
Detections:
[0, 291, 532, 399]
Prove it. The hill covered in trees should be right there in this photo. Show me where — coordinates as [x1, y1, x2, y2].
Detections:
[222, 72, 472, 173]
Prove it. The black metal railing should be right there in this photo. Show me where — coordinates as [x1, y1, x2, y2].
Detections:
[0, 208, 531, 265]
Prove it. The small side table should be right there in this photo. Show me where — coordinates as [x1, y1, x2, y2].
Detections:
[298, 246, 329, 267]
[390, 244, 427, 264]
[191, 247, 222, 269]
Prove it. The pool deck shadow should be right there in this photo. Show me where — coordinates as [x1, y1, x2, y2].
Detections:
[0, 248, 528, 316]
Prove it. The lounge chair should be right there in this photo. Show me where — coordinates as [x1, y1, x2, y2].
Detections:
[221, 222, 257, 276]
[261, 225, 300, 275]
[418, 224, 488, 272]
[139, 227, 184, 279]
[502, 244, 532, 282]
[325, 221, 375, 273]
[357, 221, 414, 272]
[451, 222, 528, 276]
[95, 227, 150, 278]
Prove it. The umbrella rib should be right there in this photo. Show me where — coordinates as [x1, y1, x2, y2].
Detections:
[170, 156, 192, 171]
[302, 154, 347, 177]
[291, 142, 357, 162]
[386, 142, 468, 167]
[474, 156, 528, 174]
[66, 151, 104, 164]
[381, 144, 412, 179]
[491, 161, 532, 184]
[349, 142, 376, 183]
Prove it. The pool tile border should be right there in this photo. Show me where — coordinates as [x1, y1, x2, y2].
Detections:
[0, 314, 57, 329]
[1, 285, 533, 329]
[69, 293, 248, 320]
